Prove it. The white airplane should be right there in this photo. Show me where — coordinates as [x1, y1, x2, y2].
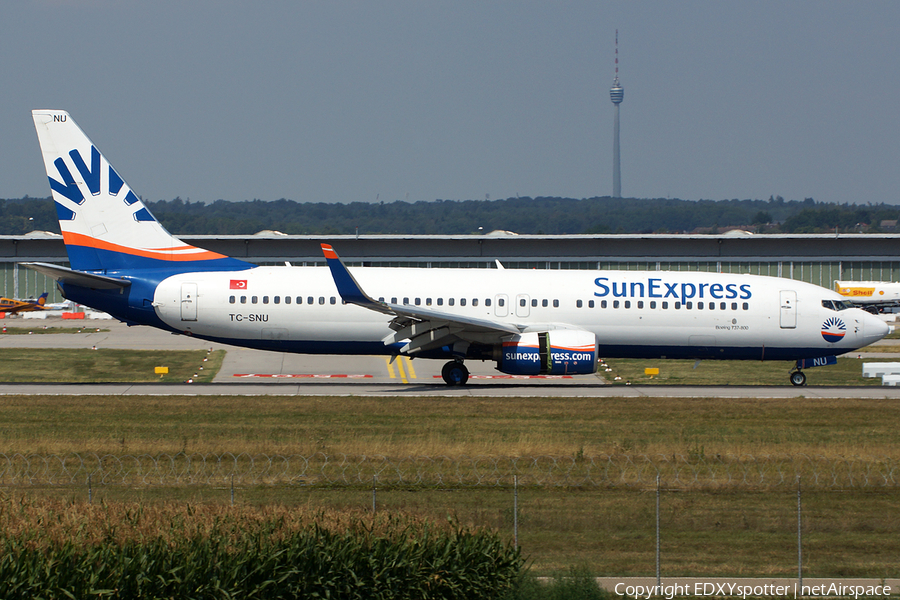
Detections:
[24, 110, 889, 386]
[835, 280, 900, 311]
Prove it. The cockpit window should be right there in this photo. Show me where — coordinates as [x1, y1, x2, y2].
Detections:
[835, 300, 854, 310]
[822, 299, 854, 311]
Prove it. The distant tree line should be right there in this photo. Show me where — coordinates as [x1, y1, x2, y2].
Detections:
[2, 195, 898, 236]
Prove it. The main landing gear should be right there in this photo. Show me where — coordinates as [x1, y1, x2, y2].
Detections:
[789, 369, 807, 387]
[441, 361, 469, 386]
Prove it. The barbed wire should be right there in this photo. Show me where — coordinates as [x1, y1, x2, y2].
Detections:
[0, 453, 896, 490]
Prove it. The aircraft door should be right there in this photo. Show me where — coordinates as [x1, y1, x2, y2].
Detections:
[494, 294, 509, 317]
[779, 290, 796, 329]
[181, 282, 198, 321]
[516, 294, 530, 318]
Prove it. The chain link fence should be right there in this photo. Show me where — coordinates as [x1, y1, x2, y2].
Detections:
[1, 453, 897, 490]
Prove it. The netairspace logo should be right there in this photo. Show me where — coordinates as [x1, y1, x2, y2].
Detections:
[614, 582, 891, 599]
[821, 316, 847, 343]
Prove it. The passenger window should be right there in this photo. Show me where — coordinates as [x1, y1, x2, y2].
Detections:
[486, 298, 491, 307]
[698, 302, 704, 309]
[553, 299, 559, 308]
[577, 300, 583, 308]
[685, 302, 692, 309]
[674, 302, 680, 309]
[662, 302, 668, 309]
[472, 299, 479, 307]
[709, 303, 715, 310]
[531, 299, 537, 307]
[720, 302, 726, 310]
[426, 298, 432, 306]
[624, 300, 631, 309]
[307, 297, 313, 305]
[262, 296, 269, 304]
[240, 296, 247, 304]
[295, 296, 301, 304]
[330, 297, 336, 305]
[252, 296, 258, 304]
[403, 297, 409, 305]
[437, 298, 443, 306]
[731, 302, 737, 310]
[449, 298, 455, 306]
[588, 300, 594, 308]
[650, 301, 656, 309]
[613, 300, 620, 309]
[391, 297, 398, 304]
[318, 297, 325, 305]
[284, 296, 290, 305]
[601, 300, 608, 308]
[520, 298, 527, 307]
[460, 298, 467, 306]
[637, 300, 644, 309]
[498, 298, 505, 307]
[743, 302, 749, 310]
[229, 296, 235, 304]
[542, 299, 548, 308]
[378, 297, 384, 302]
[274, 296, 280, 304]
[415, 298, 421, 306]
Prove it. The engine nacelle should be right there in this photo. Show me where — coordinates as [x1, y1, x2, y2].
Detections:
[496, 330, 598, 376]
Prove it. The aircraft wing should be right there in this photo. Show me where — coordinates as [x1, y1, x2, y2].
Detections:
[321, 244, 521, 355]
[20, 262, 132, 290]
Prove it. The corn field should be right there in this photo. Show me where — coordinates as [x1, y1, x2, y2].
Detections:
[0, 499, 522, 599]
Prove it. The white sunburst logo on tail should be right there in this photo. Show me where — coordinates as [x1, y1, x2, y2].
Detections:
[821, 317, 846, 343]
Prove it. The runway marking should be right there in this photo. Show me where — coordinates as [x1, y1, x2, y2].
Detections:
[233, 374, 373, 378]
[404, 357, 417, 379]
[385, 356, 416, 384]
[395, 356, 409, 384]
[432, 375, 574, 379]
[385, 357, 398, 381]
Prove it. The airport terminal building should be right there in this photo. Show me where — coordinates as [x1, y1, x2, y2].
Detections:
[2, 231, 899, 303]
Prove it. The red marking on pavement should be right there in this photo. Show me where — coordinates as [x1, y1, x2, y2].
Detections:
[432, 375, 574, 379]
[233, 374, 373, 378]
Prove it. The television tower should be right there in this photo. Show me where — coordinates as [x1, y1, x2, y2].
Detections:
[610, 30, 624, 198]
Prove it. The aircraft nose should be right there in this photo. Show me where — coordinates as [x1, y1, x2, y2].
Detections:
[864, 312, 890, 344]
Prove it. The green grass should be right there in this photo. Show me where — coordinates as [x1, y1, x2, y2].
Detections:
[0, 349, 224, 383]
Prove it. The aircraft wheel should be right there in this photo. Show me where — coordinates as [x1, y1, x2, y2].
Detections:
[789, 370, 807, 387]
[442, 361, 469, 386]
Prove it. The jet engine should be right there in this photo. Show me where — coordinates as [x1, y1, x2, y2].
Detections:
[496, 330, 598, 376]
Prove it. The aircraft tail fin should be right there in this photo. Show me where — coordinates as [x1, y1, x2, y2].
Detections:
[31, 110, 251, 273]
[36, 292, 48, 306]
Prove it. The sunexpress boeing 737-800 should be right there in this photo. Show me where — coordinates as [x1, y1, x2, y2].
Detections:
[25, 110, 889, 386]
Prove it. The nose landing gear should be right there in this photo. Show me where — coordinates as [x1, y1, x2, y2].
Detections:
[441, 361, 469, 386]
[789, 369, 807, 387]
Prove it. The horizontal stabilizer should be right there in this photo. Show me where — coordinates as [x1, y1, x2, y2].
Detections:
[20, 262, 131, 290]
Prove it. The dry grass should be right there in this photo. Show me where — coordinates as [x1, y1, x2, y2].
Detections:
[0, 349, 224, 383]
[3, 393, 899, 577]
[1, 394, 898, 459]
[599, 356, 889, 386]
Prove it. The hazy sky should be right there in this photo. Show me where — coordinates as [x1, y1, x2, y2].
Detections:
[2, 1, 899, 205]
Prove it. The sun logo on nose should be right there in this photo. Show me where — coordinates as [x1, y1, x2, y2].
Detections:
[821, 317, 846, 343]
